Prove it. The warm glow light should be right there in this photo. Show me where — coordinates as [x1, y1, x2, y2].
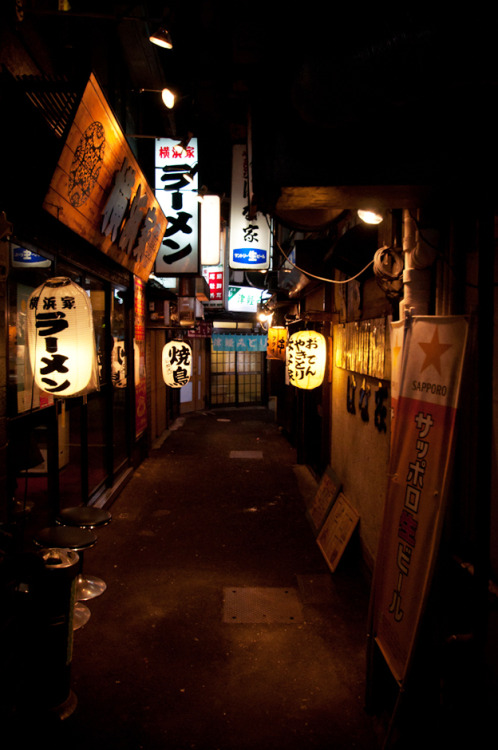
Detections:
[162, 340, 192, 387]
[357, 209, 384, 225]
[267, 326, 288, 361]
[287, 330, 327, 389]
[27, 277, 99, 397]
[149, 27, 173, 49]
[200, 195, 221, 265]
[161, 88, 175, 108]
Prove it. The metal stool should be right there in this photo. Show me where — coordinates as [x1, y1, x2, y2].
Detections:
[33, 525, 97, 630]
[57, 507, 111, 602]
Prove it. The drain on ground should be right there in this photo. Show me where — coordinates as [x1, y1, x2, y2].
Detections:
[222, 587, 303, 623]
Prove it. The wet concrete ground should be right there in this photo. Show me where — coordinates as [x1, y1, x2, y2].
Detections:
[10, 407, 384, 748]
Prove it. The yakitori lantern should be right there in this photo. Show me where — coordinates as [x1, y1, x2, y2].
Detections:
[27, 277, 99, 397]
[267, 326, 288, 361]
[287, 330, 327, 390]
[162, 340, 192, 387]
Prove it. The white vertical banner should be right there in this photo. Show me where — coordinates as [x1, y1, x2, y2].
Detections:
[154, 138, 199, 275]
[369, 314, 468, 686]
[229, 144, 270, 270]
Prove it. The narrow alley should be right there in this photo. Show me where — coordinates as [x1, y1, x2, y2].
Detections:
[15, 407, 379, 749]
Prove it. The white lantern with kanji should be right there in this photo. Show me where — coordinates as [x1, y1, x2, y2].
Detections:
[162, 340, 192, 387]
[286, 330, 327, 390]
[27, 277, 99, 397]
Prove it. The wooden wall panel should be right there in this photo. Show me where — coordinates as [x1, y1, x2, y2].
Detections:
[43, 73, 167, 282]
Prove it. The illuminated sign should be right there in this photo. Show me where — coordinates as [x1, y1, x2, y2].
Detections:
[229, 144, 270, 270]
[154, 137, 199, 275]
[43, 74, 167, 282]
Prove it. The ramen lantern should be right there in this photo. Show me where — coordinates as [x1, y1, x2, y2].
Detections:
[162, 340, 192, 387]
[286, 330, 326, 390]
[27, 277, 99, 397]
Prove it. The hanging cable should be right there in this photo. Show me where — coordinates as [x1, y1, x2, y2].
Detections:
[276, 239, 374, 284]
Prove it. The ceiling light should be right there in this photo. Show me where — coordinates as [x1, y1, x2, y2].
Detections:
[161, 88, 175, 108]
[357, 209, 384, 225]
[149, 27, 173, 49]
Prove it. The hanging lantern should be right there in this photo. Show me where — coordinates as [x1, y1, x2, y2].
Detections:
[287, 330, 327, 390]
[27, 277, 99, 397]
[162, 340, 192, 387]
[267, 326, 288, 361]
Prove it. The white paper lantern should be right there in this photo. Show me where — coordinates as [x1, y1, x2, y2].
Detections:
[27, 277, 99, 397]
[287, 330, 327, 390]
[162, 340, 192, 387]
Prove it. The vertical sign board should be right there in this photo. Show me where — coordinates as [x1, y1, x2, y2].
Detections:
[368, 315, 468, 687]
[134, 277, 147, 437]
[202, 224, 228, 309]
[43, 73, 167, 283]
[154, 138, 199, 275]
[229, 144, 270, 271]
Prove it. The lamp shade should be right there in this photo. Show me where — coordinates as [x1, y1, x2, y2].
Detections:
[27, 277, 99, 397]
[267, 326, 288, 361]
[162, 340, 192, 387]
[287, 330, 326, 390]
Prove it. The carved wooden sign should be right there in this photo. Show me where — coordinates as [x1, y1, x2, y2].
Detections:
[43, 74, 167, 282]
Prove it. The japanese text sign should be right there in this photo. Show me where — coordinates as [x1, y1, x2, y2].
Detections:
[229, 144, 270, 270]
[267, 326, 288, 361]
[287, 330, 327, 389]
[27, 277, 99, 397]
[212, 334, 267, 352]
[154, 137, 199, 275]
[43, 74, 167, 282]
[162, 340, 193, 387]
[369, 315, 468, 686]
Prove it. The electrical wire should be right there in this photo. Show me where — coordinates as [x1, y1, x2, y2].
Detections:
[276, 238, 374, 284]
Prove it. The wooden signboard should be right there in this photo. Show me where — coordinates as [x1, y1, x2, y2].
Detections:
[307, 466, 341, 535]
[43, 73, 167, 282]
[316, 493, 360, 572]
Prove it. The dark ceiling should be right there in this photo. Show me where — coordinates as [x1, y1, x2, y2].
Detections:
[7, 2, 498, 228]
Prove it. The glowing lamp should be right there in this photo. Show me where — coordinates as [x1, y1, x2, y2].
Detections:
[287, 330, 326, 390]
[267, 326, 288, 361]
[162, 340, 192, 387]
[27, 277, 99, 397]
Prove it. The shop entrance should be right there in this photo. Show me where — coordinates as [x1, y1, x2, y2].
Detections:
[7, 244, 133, 519]
[210, 345, 266, 407]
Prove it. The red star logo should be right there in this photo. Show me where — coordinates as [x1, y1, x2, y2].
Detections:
[418, 327, 452, 375]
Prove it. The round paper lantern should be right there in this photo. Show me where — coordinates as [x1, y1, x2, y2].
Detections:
[287, 330, 327, 390]
[27, 277, 98, 397]
[267, 326, 288, 361]
[162, 340, 192, 387]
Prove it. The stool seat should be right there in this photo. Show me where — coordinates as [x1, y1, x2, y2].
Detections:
[34, 526, 97, 552]
[58, 507, 111, 529]
[56, 507, 111, 604]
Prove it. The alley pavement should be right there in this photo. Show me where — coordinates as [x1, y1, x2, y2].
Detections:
[11, 407, 382, 749]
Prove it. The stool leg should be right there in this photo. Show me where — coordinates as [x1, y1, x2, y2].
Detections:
[75, 572, 107, 600]
[74, 548, 107, 601]
[73, 602, 91, 630]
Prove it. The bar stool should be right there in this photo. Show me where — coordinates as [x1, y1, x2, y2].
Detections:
[56, 507, 112, 602]
[33, 525, 97, 630]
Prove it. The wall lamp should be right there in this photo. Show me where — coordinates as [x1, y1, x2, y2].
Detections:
[357, 209, 384, 225]
[149, 26, 173, 49]
[139, 87, 176, 109]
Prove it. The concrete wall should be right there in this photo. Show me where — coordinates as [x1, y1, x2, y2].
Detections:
[330, 336, 391, 572]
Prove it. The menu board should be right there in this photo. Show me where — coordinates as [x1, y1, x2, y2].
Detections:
[317, 493, 360, 572]
[307, 467, 341, 535]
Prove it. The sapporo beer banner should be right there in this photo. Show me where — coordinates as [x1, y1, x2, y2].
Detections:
[370, 314, 468, 685]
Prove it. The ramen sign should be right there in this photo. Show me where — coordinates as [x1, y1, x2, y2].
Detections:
[43, 74, 167, 282]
